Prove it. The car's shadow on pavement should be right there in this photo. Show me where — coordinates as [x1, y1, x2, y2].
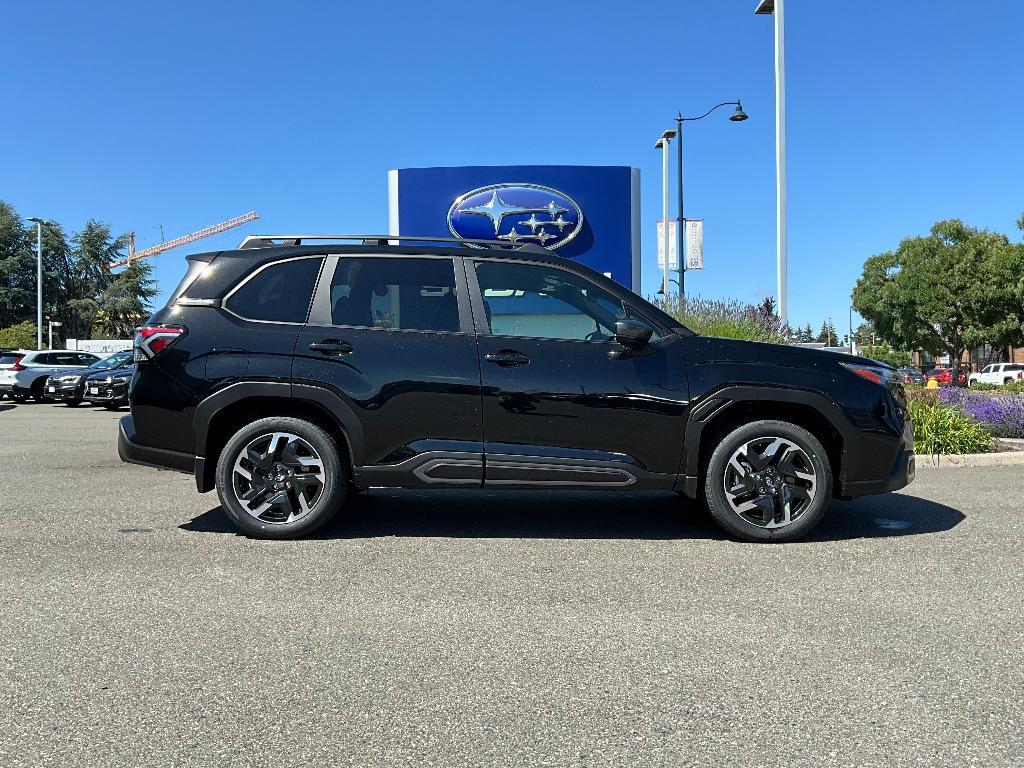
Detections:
[180, 490, 965, 542]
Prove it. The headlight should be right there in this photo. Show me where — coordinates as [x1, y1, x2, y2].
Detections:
[111, 376, 130, 384]
[59, 375, 82, 384]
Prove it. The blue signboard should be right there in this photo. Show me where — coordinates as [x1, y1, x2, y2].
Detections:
[388, 165, 641, 291]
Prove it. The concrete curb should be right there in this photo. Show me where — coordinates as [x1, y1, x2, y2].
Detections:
[915, 450, 1024, 469]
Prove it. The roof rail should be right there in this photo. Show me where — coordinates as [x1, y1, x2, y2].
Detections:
[237, 233, 551, 255]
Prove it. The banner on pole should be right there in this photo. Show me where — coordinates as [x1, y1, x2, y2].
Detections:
[656, 220, 677, 269]
[685, 219, 704, 270]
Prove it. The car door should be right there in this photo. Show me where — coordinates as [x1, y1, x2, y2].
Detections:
[294, 253, 484, 487]
[466, 258, 687, 490]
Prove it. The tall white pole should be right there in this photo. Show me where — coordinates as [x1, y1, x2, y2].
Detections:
[35, 222, 43, 350]
[662, 137, 671, 298]
[774, 0, 788, 328]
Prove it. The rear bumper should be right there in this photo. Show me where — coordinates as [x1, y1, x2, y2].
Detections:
[118, 414, 195, 475]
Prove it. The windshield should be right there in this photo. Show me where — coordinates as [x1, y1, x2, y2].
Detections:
[90, 353, 132, 371]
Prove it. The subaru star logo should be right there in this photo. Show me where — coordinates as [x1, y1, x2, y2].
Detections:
[447, 183, 584, 249]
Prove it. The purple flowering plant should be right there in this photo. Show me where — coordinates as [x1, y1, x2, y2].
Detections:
[938, 387, 1024, 438]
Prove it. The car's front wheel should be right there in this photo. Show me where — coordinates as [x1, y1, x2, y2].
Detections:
[215, 417, 346, 539]
[703, 420, 832, 543]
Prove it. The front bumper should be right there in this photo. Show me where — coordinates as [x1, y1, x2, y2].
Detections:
[842, 417, 915, 498]
[118, 415, 195, 474]
[44, 380, 84, 400]
[85, 380, 129, 402]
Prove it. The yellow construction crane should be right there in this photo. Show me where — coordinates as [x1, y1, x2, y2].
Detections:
[113, 210, 260, 268]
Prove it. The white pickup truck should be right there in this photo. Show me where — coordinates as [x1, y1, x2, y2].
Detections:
[968, 363, 1024, 387]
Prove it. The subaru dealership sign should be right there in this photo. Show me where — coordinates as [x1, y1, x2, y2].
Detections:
[388, 166, 641, 290]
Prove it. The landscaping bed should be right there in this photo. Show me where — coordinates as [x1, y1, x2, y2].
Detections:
[908, 385, 1024, 455]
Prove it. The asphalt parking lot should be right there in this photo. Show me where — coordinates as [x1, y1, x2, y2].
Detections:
[1, 402, 1021, 767]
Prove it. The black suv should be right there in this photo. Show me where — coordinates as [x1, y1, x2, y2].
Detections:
[119, 235, 914, 542]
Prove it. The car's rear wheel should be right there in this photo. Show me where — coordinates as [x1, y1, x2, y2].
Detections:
[215, 417, 346, 539]
[703, 420, 832, 542]
[11, 390, 28, 403]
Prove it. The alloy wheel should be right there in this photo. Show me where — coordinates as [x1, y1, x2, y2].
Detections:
[722, 436, 817, 529]
[231, 432, 326, 524]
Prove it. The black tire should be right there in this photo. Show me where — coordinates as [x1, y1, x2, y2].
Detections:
[65, 399, 82, 407]
[215, 416, 347, 539]
[102, 402, 123, 410]
[30, 379, 50, 403]
[1004, 378, 1014, 386]
[11, 391, 28, 403]
[703, 419, 832, 543]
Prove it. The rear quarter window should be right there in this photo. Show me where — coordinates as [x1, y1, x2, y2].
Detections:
[225, 257, 323, 323]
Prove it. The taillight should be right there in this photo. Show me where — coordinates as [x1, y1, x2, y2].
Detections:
[10, 354, 26, 371]
[134, 325, 185, 361]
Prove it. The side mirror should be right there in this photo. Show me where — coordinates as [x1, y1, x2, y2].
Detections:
[613, 318, 653, 349]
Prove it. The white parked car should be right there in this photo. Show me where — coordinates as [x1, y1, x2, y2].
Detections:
[968, 363, 1024, 388]
[0, 349, 102, 402]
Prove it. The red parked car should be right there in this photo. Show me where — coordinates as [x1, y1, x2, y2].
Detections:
[925, 367, 967, 386]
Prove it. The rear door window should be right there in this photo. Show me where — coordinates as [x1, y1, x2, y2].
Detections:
[226, 257, 323, 323]
[329, 257, 459, 332]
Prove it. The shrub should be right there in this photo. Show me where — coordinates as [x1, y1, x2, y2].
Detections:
[907, 394, 991, 454]
[0, 321, 37, 349]
[970, 379, 1024, 394]
[657, 296, 788, 343]
[858, 345, 912, 368]
[938, 387, 1024, 438]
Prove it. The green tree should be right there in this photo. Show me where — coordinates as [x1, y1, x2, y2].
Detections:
[94, 260, 157, 337]
[816, 320, 837, 346]
[851, 219, 1024, 364]
[859, 345, 912, 368]
[0, 320, 37, 349]
[62, 220, 126, 340]
[0, 201, 35, 327]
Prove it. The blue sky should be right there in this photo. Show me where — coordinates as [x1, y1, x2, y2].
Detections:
[3, 0, 1021, 333]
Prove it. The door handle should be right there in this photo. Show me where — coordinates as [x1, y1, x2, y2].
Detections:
[484, 350, 530, 367]
[308, 339, 353, 355]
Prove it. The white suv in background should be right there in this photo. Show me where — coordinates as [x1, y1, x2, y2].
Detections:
[0, 350, 102, 402]
[968, 363, 1024, 388]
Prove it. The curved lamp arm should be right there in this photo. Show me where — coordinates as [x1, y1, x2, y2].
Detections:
[680, 101, 742, 122]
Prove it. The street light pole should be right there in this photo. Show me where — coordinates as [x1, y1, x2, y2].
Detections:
[661, 134, 671, 298]
[676, 115, 685, 297]
[670, 101, 748, 300]
[654, 130, 676, 299]
[756, 0, 788, 328]
[49, 320, 62, 350]
[27, 217, 45, 350]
